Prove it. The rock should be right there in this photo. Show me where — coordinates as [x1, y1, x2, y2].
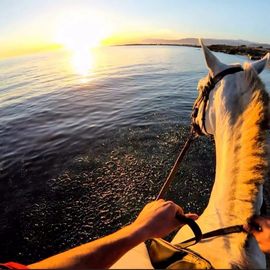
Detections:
[208, 44, 269, 60]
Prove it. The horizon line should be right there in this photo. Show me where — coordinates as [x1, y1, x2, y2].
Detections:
[1, 36, 270, 61]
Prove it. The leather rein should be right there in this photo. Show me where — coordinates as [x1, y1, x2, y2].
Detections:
[157, 66, 246, 248]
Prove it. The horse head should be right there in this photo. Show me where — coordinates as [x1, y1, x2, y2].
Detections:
[193, 40, 269, 137]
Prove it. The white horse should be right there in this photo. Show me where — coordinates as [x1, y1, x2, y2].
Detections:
[112, 41, 270, 269]
[172, 41, 270, 269]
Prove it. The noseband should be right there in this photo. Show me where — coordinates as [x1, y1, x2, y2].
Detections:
[192, 66, 244, 136]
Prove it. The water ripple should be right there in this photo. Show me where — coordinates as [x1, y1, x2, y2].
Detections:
[0, 46, 270, 262]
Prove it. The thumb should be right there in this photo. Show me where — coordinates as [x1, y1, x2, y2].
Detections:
[175, 213, 199, 226]
[185, 213, 199, 220]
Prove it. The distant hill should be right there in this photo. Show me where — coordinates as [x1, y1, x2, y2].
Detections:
[142, 38, 270, 48]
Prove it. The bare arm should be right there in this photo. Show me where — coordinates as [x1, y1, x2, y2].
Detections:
[28, 223, 146, 269]
[28, 200, 198, 269]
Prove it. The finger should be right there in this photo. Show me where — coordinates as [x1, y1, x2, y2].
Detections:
[174, 212, 199, 229]
[185, 213, 199, 220]
[243, 223, 251, 233]
[163, 200, 175, 207]
[173, 203, 184, 216]
[146, 200, 162, 208]
[161, 201, 183, 214]
[251, 218, 270, 238]
[154, 199, 165, 207]
[248, 217, 267, 234]
[257, 217, 270, 228]
[175, 213, 188, 222]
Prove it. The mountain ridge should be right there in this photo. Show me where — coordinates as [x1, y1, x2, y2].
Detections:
[142, 38, 270, 48]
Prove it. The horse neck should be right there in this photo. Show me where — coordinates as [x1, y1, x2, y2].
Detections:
[206, 70, 269, 226]
[193, 70, 269, 268]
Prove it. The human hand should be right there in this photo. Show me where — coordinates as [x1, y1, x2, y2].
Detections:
[131, 200, 198, 241]
[245, 216, 270, 254]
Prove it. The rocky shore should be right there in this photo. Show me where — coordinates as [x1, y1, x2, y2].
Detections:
[208, 44, 269, 60]
[121, 43, 270, 60]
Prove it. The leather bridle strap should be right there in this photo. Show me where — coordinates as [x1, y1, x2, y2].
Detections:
[211, 66, 244, 86]
[192, 66, 244, 136]
[203, 66, 244, 98]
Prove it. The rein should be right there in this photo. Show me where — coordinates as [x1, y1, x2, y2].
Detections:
[156, 66, 245, 247]
[179, 224, 246, 249]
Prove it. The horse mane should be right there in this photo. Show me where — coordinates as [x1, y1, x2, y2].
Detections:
[227, 64, 269, 268]
[233, 63, 269, 208]
[198, 65, 269, 219]
[198, 64, 269, 220]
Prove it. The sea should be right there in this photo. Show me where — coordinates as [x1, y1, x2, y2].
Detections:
[1, 45, 270, 263]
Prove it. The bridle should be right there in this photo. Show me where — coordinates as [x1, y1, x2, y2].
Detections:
[192, 66, 244, 136]
[156, 65, 252, 247]
[157, 65, 244, 199]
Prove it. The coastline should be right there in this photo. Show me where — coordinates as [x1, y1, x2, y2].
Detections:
[118, 43, 270, 60]
[208, 44, 269, 60]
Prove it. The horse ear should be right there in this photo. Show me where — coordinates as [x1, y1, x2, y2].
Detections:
[200, 39, 227, 77]
[251, 53, 270, 74]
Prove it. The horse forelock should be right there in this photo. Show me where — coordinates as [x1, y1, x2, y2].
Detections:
[197, 74, 210, 91]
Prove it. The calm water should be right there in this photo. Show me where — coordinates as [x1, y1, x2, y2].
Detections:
[1, 46, 270, 263]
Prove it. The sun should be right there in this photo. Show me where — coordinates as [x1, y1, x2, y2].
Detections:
[54, 11, 110, 76]
[55, 11, 110, 50]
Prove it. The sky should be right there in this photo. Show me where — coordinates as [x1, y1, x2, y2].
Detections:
[1, 0, 270, 58]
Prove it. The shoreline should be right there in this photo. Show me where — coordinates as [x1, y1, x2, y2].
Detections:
[208, 44, 269, 60]
[118, 43, 270, 60]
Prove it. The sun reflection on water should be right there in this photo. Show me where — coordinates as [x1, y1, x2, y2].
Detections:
[70, 48, 94, 78]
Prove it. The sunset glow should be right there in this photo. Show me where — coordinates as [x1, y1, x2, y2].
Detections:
[1, 1, 270, 59]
